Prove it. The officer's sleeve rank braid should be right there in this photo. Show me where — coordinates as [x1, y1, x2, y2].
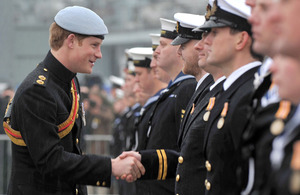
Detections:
[156, 149, 168, 180]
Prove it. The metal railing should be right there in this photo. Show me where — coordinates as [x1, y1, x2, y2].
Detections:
[0, 134, 120, 195]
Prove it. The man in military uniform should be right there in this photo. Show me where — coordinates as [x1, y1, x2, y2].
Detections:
[198, 0, 263, 194]
[267, 0, 300, 61]
[149, 34, 171, 84]
[130, 17, 197, 195]
[3, 6, 145, 195]
[127, 47, 167, 152]
[238, 0, 295, 194]
[263, 55, 300, 195]
[120, 11, 225, 195]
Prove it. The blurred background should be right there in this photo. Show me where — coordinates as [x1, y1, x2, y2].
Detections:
[0, 0, 207, 194]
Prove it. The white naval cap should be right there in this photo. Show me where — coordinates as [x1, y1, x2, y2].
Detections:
[193, 0, 215, 32]
[54, 6, 108, 38]
[199, 0, 252, 34]
[127, 47, 153, 68]
[109, 75, 125, 87]
[171, 13, 206, 45]
[124, 49, 135, 75]
[160, 18, 178, 40]
[219, 0, 250, 19]
[149, 33, 160, 51]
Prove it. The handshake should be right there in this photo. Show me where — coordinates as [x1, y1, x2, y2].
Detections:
[111, 151, 145, 182]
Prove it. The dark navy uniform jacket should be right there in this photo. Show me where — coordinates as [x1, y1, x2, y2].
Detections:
[263, 106, 300, 195]
[124, 103, 141, 151]
[135, 89, 164, 151]
[240, 73, 296, 195]
[6, 51, 111, 195]
[138, 72, 196, 195]
[138, 76, 226, 195]
[203, 64, 260, 195]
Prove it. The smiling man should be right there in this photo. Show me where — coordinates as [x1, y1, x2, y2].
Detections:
[3, 6, 145, 195]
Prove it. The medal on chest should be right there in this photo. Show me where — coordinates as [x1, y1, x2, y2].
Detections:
[203, 97, 216, 121]
[217, 102, 229, 129]
[270, 100, 291, 136]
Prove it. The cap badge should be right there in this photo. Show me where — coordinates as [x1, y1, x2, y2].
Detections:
[206, 0, 218, 20]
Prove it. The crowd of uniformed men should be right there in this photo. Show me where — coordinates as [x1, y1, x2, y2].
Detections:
[3, 0, 300, 194]
[111, 0, 300, 194]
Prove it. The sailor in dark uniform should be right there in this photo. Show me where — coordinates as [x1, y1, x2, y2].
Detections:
[125, 47, 166, 195]
[239, 1, 295, 194]
[262, 55, 300, 195]
[3, 6, 144, 195]
[135, 17, 197, 195]
[120, 12, 225, 195]
[197, 0, 263, 194]
[127, 47, 167, 152]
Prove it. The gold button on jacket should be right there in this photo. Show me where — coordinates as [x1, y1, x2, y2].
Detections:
[176, 174, 180, 182]
[205, 160, 212, 172]
[178, 156, 184, 164]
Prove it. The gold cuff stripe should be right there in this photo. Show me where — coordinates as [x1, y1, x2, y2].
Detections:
[156, 149, 163, 180]
[3, 79, 79, 146]
[161, 149, 168, 180]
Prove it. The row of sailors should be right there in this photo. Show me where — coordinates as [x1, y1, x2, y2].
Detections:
[112, 0, 300, 195]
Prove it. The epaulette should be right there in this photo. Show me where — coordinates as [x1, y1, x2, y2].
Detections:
[33, 64, 49, 87]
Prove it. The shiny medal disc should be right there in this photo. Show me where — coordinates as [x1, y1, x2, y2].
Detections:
[217, 117, 225, 129]
[270, 119, 284, 135]
[203, 111, 210, 121]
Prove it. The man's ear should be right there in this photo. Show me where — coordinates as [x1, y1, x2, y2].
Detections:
[66, 34, 76, 48]
[236, 31, 250, 51]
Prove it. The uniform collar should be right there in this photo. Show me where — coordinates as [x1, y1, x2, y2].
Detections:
[196, 73, 210, 91]
[43, 51, 76, 83]
[167, 71, 195, 88]
[210, 76, 226, 91]
[223, 61, 261, 91]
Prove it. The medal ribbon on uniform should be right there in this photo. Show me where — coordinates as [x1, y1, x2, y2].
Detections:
[290, 141, 300, 194]
[270, 100, 291, 136]
[217, 102, 228, 129]
[190, 104, 195, 114]
[203, 97, 216, 121]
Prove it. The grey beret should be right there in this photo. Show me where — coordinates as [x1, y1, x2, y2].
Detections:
[54, 6, 108, 36]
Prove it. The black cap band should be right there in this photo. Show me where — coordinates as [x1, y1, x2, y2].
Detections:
[210, 6, 251, 34]
[133, 57, 152, 68]
[177, 23, 203, 40]
[160, 30, 178, 40]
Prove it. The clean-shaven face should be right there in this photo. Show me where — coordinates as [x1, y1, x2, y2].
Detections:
[270, 55, 300, 104]
[247, 0, 278, 56]
[155, 37, 180, 72]
[72, 36, 103, 74]
[204, 27, 236, 68]
[267, 0, 300, 58]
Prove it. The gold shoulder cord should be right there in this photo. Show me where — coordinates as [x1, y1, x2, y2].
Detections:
[3, 79, 79, 146]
